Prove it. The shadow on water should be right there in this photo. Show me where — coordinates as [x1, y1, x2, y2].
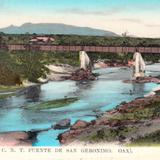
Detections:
[132, 83, 145, 96]
[18, 85, 41, 102]
[73, 81, 95, 97]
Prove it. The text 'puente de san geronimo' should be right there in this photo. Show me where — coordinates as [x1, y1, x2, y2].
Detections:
[1, 44, 160, 53]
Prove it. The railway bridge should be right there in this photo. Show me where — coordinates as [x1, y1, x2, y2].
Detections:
[0, 44, 160, 54]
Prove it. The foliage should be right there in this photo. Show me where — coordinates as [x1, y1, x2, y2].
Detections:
[0, 34, 160, 47]
[0, 85, 23, 92]
[11, 51, 49, 82]
[0, 93, 15, 100]
[43, 52, 79, 66]
[1, 34, 160, 85]
[24, 97, 78, 110]
[81, 100, 160, 144]
[111, 101, 160, 121]
[81, 126, 137, 143]
[129, 130, 160, 146]
[0, 49, 80, 85]
[0, 51, 21, 85]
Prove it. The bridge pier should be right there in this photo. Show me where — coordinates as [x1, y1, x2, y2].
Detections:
[132, 52, 146, 78]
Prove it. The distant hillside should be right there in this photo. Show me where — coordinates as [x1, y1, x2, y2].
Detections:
[0, 23, 118, 36]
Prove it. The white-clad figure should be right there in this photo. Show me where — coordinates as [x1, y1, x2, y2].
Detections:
[79, 51, 92, 71]
[133, 52, 145, 78]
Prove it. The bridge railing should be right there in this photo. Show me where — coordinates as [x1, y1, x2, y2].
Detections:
[0, 44, 160, 53]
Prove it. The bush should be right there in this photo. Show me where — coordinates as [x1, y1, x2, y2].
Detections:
[0, 51, 21, 85]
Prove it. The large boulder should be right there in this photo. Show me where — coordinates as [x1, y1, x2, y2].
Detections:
[57, 120, 91, 144]
[0, 131, 37, 146]
[53, 119, 71, 130]
[70, 69, 96, 81]
[58, 129, 84, 144]
[71, 120, 90, 130]
[46, 64, 76, 81]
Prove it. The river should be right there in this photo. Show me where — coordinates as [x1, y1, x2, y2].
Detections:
[0, 64, 160, 146]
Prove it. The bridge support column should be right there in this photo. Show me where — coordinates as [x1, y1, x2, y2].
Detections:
[132, 52, 145, 78]
[79, 51, 92, 71]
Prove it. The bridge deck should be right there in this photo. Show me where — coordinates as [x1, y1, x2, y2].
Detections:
[0, 44, 160, 53]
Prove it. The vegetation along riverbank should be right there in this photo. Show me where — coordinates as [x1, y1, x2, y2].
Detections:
[1, 34, 160, 86]
[1, 34, 160, 147]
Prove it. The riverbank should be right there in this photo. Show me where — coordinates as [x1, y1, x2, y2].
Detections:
[0, 64, 75, 100]
[0, 85, 23, 92]
[1, 90, 159, 146]
[58, 88, 160, 146]
[0, 64, 160, 146]
[0, 85, 24, 100]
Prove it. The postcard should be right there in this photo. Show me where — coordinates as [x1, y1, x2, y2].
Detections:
[0, 0, 160, 159]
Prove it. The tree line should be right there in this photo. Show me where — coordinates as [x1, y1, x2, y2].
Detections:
[0, 33, 160, 47]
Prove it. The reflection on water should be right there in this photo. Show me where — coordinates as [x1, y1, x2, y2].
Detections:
[0, 64, 160, 146]
[132, 83, 145, 96]
[25, 86, 41, 102]
[73, 81, 95, 97]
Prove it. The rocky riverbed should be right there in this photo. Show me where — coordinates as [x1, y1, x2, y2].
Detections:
[58, 90, 160, 146]
[0, 64, 160, 146]
[123, 76, 160, 84]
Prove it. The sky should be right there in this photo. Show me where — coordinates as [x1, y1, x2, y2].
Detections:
[0, 0, 160, 37]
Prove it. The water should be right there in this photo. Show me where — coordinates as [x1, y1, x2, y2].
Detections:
[0, 64, 160, 146]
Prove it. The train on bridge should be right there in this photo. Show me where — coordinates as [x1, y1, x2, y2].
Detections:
[0, 44, 160, 53]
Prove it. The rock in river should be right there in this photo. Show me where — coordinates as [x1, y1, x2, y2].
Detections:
[57, 120, 91, 144]
[123, 76, 160, 84]
[70, 69, 96, 81]
[18, 85, 41, 101]
[53, 119, 71, 130]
